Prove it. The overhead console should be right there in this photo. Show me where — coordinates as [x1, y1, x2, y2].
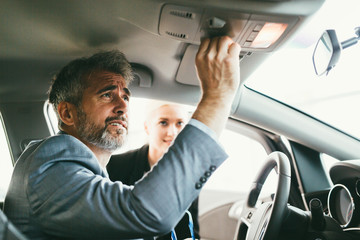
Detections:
[158, 4, 300, 86]
[159, 4, 299, 52]
[157, 1, 325, 87]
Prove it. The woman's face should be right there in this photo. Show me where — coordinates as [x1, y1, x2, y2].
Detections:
[145, 104, 189, 155]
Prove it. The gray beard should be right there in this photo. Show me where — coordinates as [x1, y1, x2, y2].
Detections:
[76, 108, 127, 152]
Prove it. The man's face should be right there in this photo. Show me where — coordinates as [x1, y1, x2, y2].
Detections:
[145, 105, 188, 155]
[75, 71, 130, 152]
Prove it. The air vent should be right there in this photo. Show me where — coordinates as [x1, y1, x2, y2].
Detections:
[159, 5, 202, 43]
[165, 31, 187, 39]
[169, 10, 194, 19]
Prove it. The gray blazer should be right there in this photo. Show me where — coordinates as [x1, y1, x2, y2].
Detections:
[4, 122, 227, 240]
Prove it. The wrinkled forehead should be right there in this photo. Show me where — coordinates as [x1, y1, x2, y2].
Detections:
[83, 70, 127, 92]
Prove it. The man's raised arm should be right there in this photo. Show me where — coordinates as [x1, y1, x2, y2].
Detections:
[192, 36, 241, 138]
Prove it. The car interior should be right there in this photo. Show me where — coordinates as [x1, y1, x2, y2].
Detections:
[1, 0, 360, 239]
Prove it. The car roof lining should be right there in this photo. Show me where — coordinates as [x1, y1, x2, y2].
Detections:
[0, 0, 325, 103]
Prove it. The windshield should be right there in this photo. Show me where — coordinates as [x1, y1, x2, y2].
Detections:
[246, 0, 360, 139]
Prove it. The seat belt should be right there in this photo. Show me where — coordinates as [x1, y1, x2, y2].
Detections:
[170, 210, 195, 240]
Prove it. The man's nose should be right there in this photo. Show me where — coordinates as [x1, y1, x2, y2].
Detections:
[113, 95, 128, 115]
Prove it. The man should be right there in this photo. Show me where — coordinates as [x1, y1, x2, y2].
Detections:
[4, 36, 240, 239]
[107, 103, 199, 239]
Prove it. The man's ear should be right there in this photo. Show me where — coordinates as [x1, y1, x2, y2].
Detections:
[58, 102, 76, 126]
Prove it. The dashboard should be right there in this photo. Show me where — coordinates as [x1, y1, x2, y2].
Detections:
[329, 160, 360, 230]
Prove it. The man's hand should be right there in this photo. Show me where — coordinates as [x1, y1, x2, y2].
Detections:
[195, 36, 241, 100]
[192, 36, 241, 138]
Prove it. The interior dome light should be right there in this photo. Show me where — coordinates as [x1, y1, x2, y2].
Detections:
[251, 22, 288, 48]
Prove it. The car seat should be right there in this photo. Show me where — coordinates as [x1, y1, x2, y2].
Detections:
[0, 209, 27, 240]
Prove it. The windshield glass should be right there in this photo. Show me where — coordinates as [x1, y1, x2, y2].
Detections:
[246, 0, 360, 139]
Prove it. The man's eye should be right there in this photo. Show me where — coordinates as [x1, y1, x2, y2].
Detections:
[101, 93, 111, 98]
[122, 95, 130, 102]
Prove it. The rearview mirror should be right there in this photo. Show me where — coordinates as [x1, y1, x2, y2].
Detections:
[312, 30, 341, 76]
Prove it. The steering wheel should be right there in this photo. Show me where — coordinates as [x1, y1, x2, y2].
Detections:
[234, 151, 291, 240]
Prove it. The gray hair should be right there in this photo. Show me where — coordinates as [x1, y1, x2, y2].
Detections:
[48, 50, 133, 128]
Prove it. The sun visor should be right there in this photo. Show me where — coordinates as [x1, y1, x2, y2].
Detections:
[176, 45, 249, 86]
[176, 45, 199, 86]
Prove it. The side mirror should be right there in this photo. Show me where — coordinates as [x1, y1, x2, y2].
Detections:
[312, 30, 341, 76]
